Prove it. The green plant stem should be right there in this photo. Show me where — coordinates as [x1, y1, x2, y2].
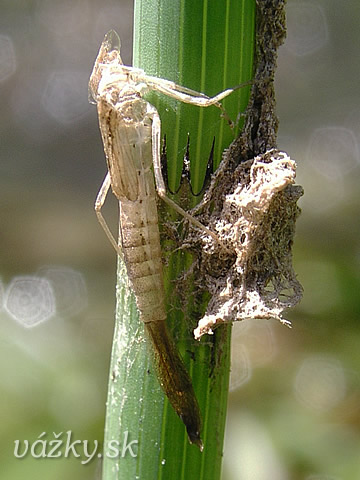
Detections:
[102, 260, 165, 479]
[102, 1, 255, 479]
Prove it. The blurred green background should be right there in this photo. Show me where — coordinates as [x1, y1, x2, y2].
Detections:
[0, 1, 359, 479]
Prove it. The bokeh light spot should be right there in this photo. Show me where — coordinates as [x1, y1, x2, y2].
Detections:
[4, 276, 56, 327]
[294, 355, 346, 412]
[307, 127, 359, 179]
[37, 265, 87, 317]
[41, 71, 89, 125]
[232, 319, 277, 366]
[286, 3, 328, 56]
[230, 344, 252, 391]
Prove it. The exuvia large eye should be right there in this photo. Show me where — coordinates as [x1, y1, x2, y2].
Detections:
[103, 30, 121, 55]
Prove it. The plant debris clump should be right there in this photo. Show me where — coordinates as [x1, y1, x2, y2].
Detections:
[190, 149, 303, 339]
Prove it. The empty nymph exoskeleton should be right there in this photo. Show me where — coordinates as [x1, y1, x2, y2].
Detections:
[89, 30, 246, 450]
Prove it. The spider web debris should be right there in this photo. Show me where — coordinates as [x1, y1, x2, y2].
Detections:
[189, 149, 303, 339]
